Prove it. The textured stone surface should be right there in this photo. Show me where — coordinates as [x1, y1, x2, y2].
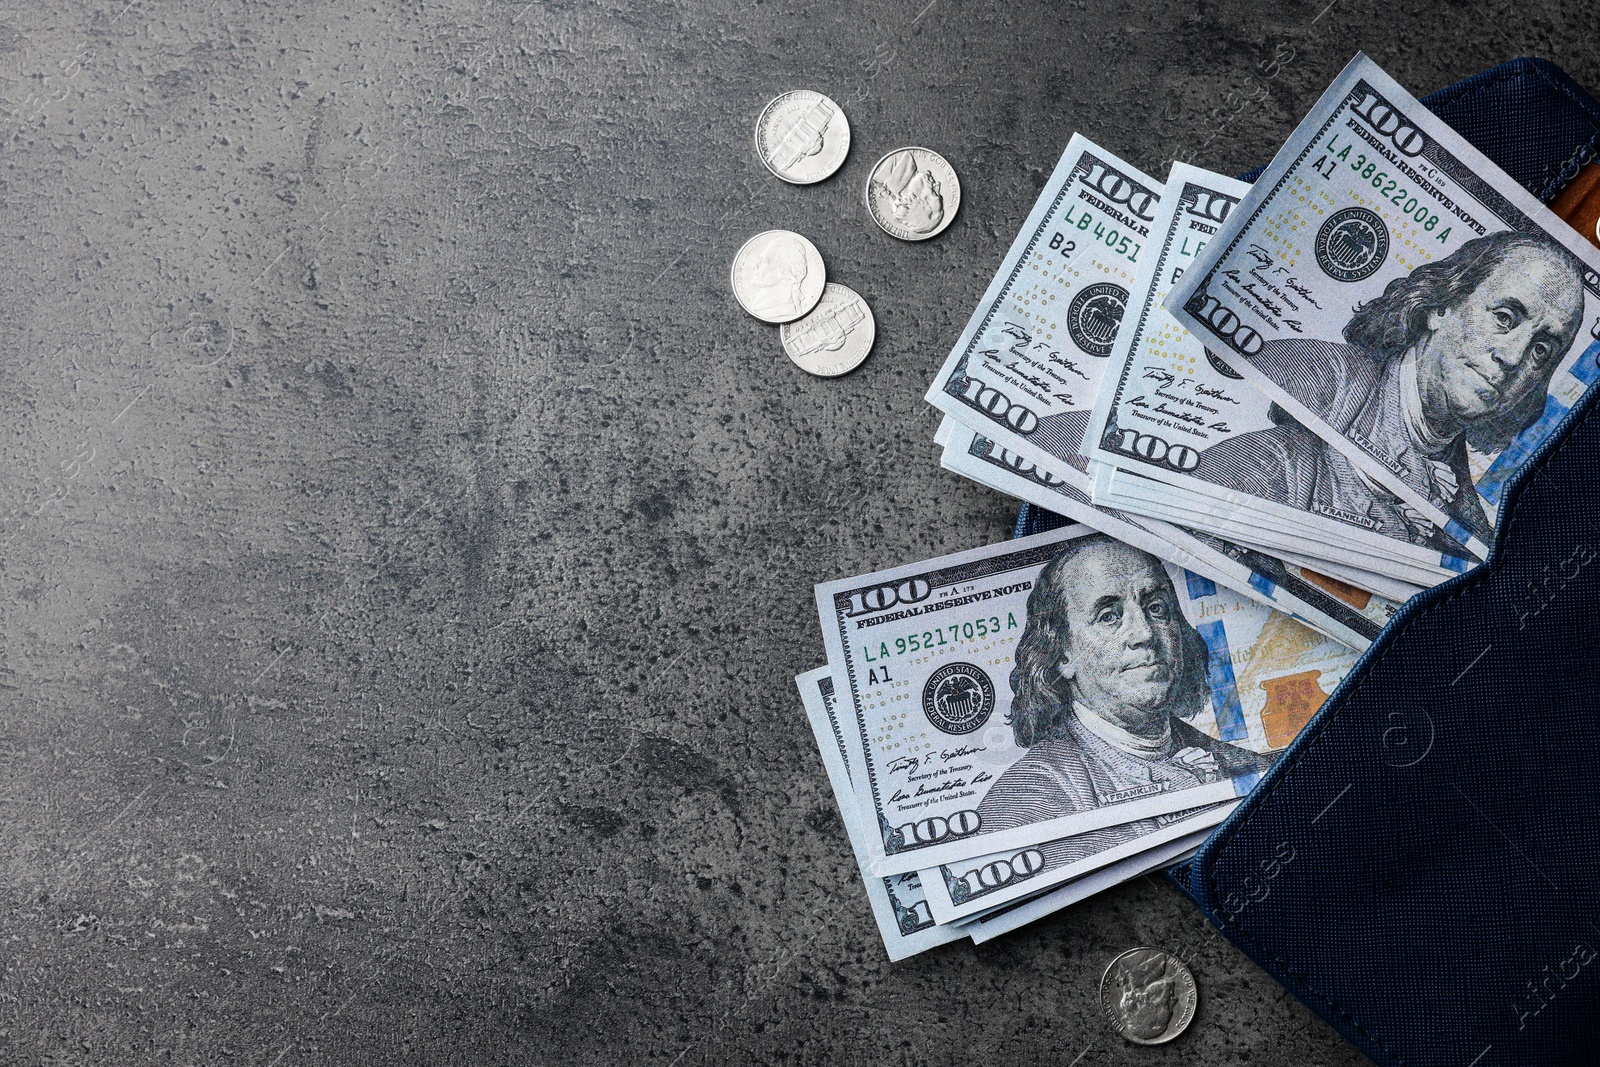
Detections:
[0, 1, 1593, 1063]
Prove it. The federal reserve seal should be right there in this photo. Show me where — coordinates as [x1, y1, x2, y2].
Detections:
[1066, 282, 1128, 357]
[921, 663, 995, 735]
[1315, 207, 1389, 282]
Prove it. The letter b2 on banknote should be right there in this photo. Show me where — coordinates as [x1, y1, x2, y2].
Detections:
[923, 133, 1162, 479]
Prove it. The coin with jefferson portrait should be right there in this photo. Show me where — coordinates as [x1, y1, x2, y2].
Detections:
[730, 230, 827, 324]
[755, 90, 851, 185]
[865, 147, 961, 241]
[1098, 947, 1197, 1045]
[780, 282, 875, 377]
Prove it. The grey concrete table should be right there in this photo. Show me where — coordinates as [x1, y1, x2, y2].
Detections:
[2, 1, 1594, 1063]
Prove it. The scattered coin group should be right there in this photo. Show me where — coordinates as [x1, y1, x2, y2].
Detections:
[734, 90, 960, 377]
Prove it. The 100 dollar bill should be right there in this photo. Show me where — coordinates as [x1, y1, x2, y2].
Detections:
[795, 667, 968, 960]
[1167, 53, 1600, 561]
[1082, 161, 1472, 585]
[918, 793, 1232, 923]
[964, 828, 1207, 944]
[924, 133, 1161, 483]
[798, 665, 1164, 956]
[814, 523, 1360, 875]
[1093, 460, 1456, 589]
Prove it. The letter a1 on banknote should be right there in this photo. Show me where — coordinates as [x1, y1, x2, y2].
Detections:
[1167, 53, 1600, 563]
[814, 524, 1360, 876]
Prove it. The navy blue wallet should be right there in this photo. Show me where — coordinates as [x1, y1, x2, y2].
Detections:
[1014, 59, 1600, 1065]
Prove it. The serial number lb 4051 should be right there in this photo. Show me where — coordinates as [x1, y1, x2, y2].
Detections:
[956, 377, 1038, 434]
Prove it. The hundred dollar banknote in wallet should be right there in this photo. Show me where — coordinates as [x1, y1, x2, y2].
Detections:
[1166, 52, 1600, 565]
[1081, 161, 1470, 588]
[923, 133, 1162, 483]
[813, 523, 1360, 876]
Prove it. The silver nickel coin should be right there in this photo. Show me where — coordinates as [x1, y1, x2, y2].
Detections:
[730, 230, 827, 324]
[756, 91, 851, 185]
[780, 283, 875, 377]
[865, 147, 961, 241]
[1098, 948, 1197, 1046]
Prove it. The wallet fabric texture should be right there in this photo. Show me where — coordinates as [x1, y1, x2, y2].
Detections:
[1185, 328, 1600, 1067]
[1175, 59, 1600, 1067]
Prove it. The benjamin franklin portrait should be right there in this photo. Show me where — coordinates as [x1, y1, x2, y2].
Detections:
[1195, 230, 1586, 548]
[976, 536, 1272, 866]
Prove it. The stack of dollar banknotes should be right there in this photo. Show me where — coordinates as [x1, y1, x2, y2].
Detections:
[799, 53, 1600, 960]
